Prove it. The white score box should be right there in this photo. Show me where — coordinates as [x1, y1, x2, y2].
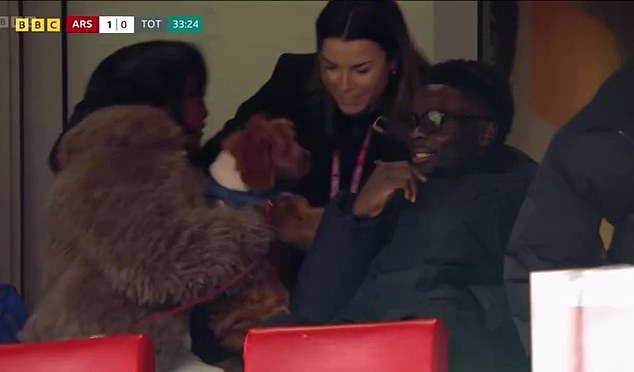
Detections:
[99, 16, 135, 33]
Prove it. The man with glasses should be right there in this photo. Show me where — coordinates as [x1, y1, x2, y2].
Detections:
[280, 60, 535, 372]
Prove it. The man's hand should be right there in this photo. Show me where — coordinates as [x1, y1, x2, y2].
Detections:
[352, 161, 427, 218]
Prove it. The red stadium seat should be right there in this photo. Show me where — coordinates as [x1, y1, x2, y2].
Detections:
[244, 319, 448, 372]
[0, 334, 154, 372]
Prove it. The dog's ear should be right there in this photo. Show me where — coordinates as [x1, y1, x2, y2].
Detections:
[230, 131, 275, 191]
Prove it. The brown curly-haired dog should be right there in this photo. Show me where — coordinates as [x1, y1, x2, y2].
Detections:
[204, 114, 313, 354]
[209, 113, 311, 193]
[219, 113, 324, 247]
[19, 106, 273, 372]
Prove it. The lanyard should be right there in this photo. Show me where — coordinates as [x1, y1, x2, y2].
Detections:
[330, 126, 374, 198]
[131, 259, 258, 329]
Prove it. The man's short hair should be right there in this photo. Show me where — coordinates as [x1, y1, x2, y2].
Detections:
[423, 59, 514, 144]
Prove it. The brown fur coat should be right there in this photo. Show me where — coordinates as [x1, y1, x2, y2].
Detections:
[20, 106, 273, 372]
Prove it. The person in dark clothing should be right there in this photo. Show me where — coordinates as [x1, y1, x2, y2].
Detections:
[504, 1, 634, 356]
[192, 0, 428, 364]
[197, 0, 428, 304]
[268, 60, 535, 372]
[198, 0, 428, 209]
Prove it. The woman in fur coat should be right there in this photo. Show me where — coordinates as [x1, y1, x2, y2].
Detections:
[20, 41, 273, 372]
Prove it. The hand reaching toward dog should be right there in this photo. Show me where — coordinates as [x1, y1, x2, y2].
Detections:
[267, 195, 324, 246]
[352, 161, 427, 218]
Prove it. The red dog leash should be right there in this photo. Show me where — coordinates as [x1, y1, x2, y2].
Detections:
[132, 260, 259, 329]
[132, 202, 282, 329]
[262, 200, 275, 220]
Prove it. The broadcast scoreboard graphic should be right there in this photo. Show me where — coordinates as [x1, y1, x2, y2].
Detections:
[0, 15, 203, 33]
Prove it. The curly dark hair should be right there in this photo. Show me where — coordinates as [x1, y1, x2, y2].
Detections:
[49, 40, 207, 173]
[423, 59, 515, 144]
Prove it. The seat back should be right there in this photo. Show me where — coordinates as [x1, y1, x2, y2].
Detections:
[244, 319, 448, 372]
[0, 334, 154, 372]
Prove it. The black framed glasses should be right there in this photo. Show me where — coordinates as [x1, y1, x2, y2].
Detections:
[389, 110, 494, 133]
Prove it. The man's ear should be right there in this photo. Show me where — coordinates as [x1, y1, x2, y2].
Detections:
[234, 132, 275, 191]
[478, 122, 497, 147]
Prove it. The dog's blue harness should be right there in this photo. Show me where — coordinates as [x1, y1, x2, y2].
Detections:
[204, 176, 291, 207]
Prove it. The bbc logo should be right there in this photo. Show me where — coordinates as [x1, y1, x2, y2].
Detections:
[16, 17, 60, 32]
[0, 16, 61, 32]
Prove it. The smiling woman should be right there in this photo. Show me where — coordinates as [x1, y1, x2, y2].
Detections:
[193, 0, 430, 364]
[196, 0, 431, 293]
[200, 0, 429, 208]
[318, 38, 395, 115]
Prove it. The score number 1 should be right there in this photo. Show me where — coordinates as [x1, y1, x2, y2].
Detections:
[99, 16, 135, 34]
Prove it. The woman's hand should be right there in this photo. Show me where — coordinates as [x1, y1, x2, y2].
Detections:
[352, 161, 427, 218]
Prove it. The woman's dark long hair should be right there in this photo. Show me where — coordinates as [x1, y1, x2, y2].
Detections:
[49, 40, 207, 173]
[313, 0, 430, 138]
